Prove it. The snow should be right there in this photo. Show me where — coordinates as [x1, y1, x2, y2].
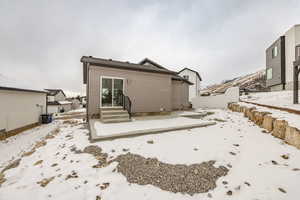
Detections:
[63, 90, 83, 98]
[0, 122, 59, 168]
[1, 110, 300, 200]
[94, 117, 213, 136]
[0, 73, 45, 92]
[241, 90, 300, 111]
[58, 101, 72, 105]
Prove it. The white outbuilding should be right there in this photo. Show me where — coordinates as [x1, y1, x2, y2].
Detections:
[0, 74, 47, 139]
[178, 68, 202, 101]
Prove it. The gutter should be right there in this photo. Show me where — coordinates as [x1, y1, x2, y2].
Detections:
[0, 86, 47, 94]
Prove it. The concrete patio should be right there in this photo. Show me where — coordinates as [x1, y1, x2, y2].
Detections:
[89, 112, 216, 141]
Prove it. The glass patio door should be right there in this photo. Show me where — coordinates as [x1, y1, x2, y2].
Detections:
[101, 77, 124, 107]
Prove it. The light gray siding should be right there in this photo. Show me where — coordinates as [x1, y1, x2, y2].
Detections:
[87, 65, 173, 117]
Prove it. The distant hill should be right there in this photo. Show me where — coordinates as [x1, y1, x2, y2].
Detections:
[202, 70, 268, 94]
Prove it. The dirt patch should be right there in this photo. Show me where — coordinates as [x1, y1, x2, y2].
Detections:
[65, 171, 79, 180]
[114, 153, 228, 195]
[37, 176, 55, 187]
[34, 140, 47, 149]
[1, 159, 21, 173]
[34, 160, 43, 166]
[0, 172, 6, 187]
[45, 128, 60, 140]
[71, 145, 110, 168]
[22, 149, 36, 157]
[63, 120, 79, 125]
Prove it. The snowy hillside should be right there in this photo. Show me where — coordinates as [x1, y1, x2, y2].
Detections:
[203, 70, 267, 93]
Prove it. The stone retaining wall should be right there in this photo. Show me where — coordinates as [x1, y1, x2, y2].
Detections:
[228, 103, 300, 149]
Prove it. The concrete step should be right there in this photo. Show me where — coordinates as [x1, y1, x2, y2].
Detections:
[102, 118, 131, 123]
[101, 107, 123, 111]
[101, 109, 128, 115]
[101, 113, 129, 120]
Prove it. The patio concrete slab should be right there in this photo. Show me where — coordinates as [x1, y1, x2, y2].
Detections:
[89, 117, 216, 141]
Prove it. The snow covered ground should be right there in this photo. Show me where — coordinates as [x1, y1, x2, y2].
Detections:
[1, 109, 300, 200]
[241, 90, 300, 111]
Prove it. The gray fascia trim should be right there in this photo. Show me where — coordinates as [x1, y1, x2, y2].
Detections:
[87, 62, 176, 75]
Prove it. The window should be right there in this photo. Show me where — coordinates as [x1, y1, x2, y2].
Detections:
[272, 46, 278, 58]
[183, 75, 189, 80]
[267, 68, 273, 80]
[296, 46, 300, 60]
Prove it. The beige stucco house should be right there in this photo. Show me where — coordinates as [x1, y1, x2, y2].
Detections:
[0, 74, 47, 139]
[81, 56, 192, 121]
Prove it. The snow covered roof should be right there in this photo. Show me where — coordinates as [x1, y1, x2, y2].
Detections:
[0, 73, 46, 93]
[58, 101, 72, 105]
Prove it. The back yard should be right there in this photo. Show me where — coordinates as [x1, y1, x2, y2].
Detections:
[1, 109, 300, 200]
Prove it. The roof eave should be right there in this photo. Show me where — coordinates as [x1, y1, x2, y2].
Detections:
[0, 86, 47, 94]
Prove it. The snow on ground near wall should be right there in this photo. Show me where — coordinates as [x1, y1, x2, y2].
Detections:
[241, 90, 300, 111]
[238, 101, 300, 130]
[0, 110, 300, 200]
[94, 117, 213, 136]
[0, 122, 59, 167]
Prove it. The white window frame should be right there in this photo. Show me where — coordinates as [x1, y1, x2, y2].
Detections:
[272, 46, 278, 58]
[266, 68, 273, 80]
[100, 76, 125, 108]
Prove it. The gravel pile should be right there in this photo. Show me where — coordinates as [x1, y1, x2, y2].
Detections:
[115, 153, 228, 195]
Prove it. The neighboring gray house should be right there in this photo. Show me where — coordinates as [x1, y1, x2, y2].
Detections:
[178, 68, 202, 101]
[45, 89, 72, 113]
[266, 24, 300, 91]
[0, 74, 47, 139]
[81, 56, 192, 122]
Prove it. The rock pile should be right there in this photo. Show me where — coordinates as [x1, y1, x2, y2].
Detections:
[114, 153, 229, 195]
[228, 103, 300, 149]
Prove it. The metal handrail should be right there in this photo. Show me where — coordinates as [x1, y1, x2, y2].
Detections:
[117, 91, 132, 118]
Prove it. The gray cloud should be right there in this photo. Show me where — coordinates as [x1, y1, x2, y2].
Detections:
[1, 0, 300, 93]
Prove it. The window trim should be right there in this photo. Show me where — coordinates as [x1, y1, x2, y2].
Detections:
[266, 68, 273, 80]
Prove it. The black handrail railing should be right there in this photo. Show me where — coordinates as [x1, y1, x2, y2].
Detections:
[117, 91, 132, 118]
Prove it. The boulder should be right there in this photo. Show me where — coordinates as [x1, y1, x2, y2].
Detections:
[272, 119, 288, 139]
[285, 126, 300, 149]
[254, 112, 271, 127]
[240, 106, 246, 113]
[262, 115, 275, 132]
[245, 107, 256, 118]
[248, 109, 257, 121]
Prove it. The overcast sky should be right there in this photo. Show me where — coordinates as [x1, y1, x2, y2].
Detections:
[1, 0, 300, 94]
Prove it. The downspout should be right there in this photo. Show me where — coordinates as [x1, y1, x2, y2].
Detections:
[86, 62, 90, 122]
[46, 93, 48, 114]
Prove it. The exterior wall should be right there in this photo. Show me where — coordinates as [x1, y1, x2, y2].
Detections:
[178, 69, 201, 101]
[191, 87, 239, 109]
[88, 65, 173, 117]
[266, 36, 285, 88]
[0, 90, 46, 132]
[61, 104, 72, 112]
[284, 25, 300, 89]
[54, 91, 66, 101]
[48, 105, 59, 114]
[171, 81, 189, 110]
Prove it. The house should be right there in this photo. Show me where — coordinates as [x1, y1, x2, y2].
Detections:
[0, 74, 47, 139]
[79, 96, 87, 107]
[45, 89, 72, 113]
[81, 56, 192, 122]
[178, 68, 202, 101]
[266, 24, 300, 91]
